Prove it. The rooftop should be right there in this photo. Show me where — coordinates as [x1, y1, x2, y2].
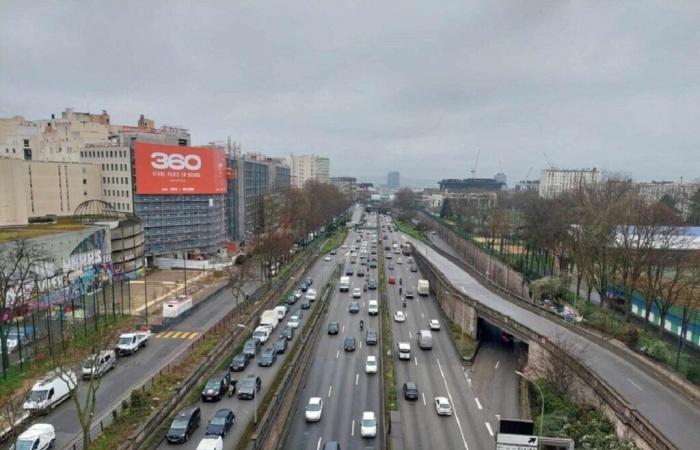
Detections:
[0, 217, 87, 243]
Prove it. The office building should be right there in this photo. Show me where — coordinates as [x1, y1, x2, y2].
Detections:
[387, 171, 400, 189]
[538, 168, 600, 198]
[330, 177, 357, 200]
[286, 153, 330, 187]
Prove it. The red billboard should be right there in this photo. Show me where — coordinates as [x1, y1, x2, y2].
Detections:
[134, 142, 227, 195]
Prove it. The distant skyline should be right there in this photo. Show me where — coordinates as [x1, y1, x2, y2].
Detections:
[2, 1, 699, 184]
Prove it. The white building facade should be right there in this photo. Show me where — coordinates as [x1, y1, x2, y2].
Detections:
[286, 153, 330, 188]
[538, 168, 600, 198]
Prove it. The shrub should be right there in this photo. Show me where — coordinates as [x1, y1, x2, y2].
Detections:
[686, 364, 700, 385]
[644, 340, 671, 362]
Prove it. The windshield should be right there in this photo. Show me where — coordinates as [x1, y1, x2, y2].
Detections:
[205, 381, 220, 390]
[83, 360, 94, 369]
[14, 439, 35, 450]
[27, 389, 48, 402]
[306, 403, 321, 412]
[234, 355, 245, 362]
[241, 380, 254, 389]
[362, 418, 376, 427]
[119, 337, 133, 345]
[210, 416, 227, 426]
[170, 418, 188, 430]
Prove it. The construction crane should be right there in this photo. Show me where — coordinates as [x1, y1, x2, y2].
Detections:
[470, 149, 480, 179]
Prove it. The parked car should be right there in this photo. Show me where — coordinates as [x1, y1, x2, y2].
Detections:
[229, 352, 250, 372]
[434, 397, 452, 416]
[237, 375, 262, 399]
[23, 369, 77, 413]
[365, 328, 378, 345]
[273, 337, 288, 354]
[403, 382, 419, 400]
[305, 397, 324, 422]
[344, 336, 356, 352]
[201, 371, 233, 402]
[328, 321, 340, 335]
[287, 294, 297, 305]
[258, 348, 277, 367]
[12, 423, 55, 450]
[166, 406, 201, 443]
[81, 350, 117, 380]
[305, 276, 313, 286]
[205, 409, 235, 438]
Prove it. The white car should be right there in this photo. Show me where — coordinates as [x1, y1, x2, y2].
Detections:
[305, 397, 323, 422]
[324, 255, 331, 262]
[396, 257, 403, 264]
[305, 289, 317, 301]
[288, 316, 301, 329]
[429, 319, 441, 331]
[342, 244, 347, 249]
[352, 288, 362, 298]
[394, 311, 406, 323]
[13, 423, 55, 450]
[365, 355, 377, 374]
[360, 411, 377, 438]
[196, 436, 223, 450]
[434, 396, 452, 416]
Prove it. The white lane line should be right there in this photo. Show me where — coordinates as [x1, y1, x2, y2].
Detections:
[328, 385, 333, 398]
[360, 342, 363, 350]
[414, 356, 418, 366]
[422, 392, 427, 405]
[355, 374, 359, 386]
[494, 361, 500, 370]
[409, 331, 413, 339]
[475, 398, 482, 410]
[627, 378, 643, 391]
[485, 422, 494, 436]
[437, 358, 470, 450]
[351, 419, 355, 436]
[342, 325, 345, 333]
[464, 368, 472, 387]
[336, 350, 339, 359]
[316, 437, 322, 450]
[421, 312, 425, 318]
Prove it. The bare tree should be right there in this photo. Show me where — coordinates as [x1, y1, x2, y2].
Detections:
[543, 331, 588, 397]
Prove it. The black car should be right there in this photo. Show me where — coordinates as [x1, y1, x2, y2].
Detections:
[273, 337, 288, 354]
[348, 301, 360, 314]
[258, 348, 277, 367]
[201, 371, 232, 401]
[344, 336, 356, 352]
[305, 276, 313, 286]
[166, 406, 201, 443]
[243, 338, 261, 358]
[287, 294, 297, 305]
[327, 321, 339, 335]
[367, 279, 378, 290]
[330, 249, 337, 255]
[301, 298, 311, 309]
[280, 325, 295, 341]
[357, 267, 365, 277]
[346, 267, 354, 276]
[238, 375, 262, 399]
[403, 382, 419, 400]
[205, 408, 235, 438]
[230, 352, 250, 372]
[369, 261, 377, 268]
[300, 282, 308, 292]
[366, 328, 378, 346]
[410, 265, 418, 273]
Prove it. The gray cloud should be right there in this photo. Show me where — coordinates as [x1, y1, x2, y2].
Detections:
[2, 0, 699, 187]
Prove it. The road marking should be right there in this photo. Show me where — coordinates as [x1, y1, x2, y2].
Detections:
[475, 398, 482, 410]
[485, 422, 494, 436]
[351, 419, 355, 436]
[494, 361, 500, 370]
[408, 331, 412, 339]
[463, 367, 472, 387]
[437, 358, 470, 450]
[328, 385, 333, 398]
[421, 313, 425, 318]
[360, 342, 362, 350]
[336, 350, 339, 359]
[356, 374, 359, 386]
[422, 392, 427, 405]
[342, 325, 345, 333]
[316, 437, 322, 450]
[414, 356, 418, 366]
[627, 378, 643, 391]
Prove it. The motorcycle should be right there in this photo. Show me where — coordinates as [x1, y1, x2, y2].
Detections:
[360, 320, 365, 331]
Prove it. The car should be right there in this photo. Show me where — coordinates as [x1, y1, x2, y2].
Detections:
[258, 348, 277, 367]
[286, 294, 297, 305]
[357, 267, 366, 277]
[324, 255, 331, 262]
[205, 408, 235, 437]
[166, 406, 201, 443]
[344, 336, 356, 352]
[365, 328, 378, 345]
[388, 275, 396, 285]
[253, 325, 272, 343]
[346, 267, 354, 275]
[287, 315, 301, 329]
[301, 299, 311, 309]
[367, 279, 377, 290]
[500, 331, 514, 344]
[305, 276, 313, 286]
[243, 338, 261, 358]
[348, 301, 360, 314]
[352, 288, 362, 298]
[385, 253, 392, 259]
[201, 371, 233, 401]
[229, 352, 251, 372]
[330, 248, 338, 255]
[328, 321, 340, 335]
[300, 282, 308, 293]
[384, 244, 391, 250]
[305, 397, 324, 422]
[396, 258, 403, 264]
[407, 257, 414, 264]
[429, 319, 441, 331]
[388, 263, 395, 270]
[369, 261, 377, 268]
[294, 289, 303, 300]
[365, 355, 377, 374]
[405, 287, 415, 299]
[360, 411, 377, 438]
[410, 265, 418, 272]
[237, 375, 261, 399]
[273, 337, 288, 354]
[277, 326, 293, 342]
[196, 435, 223, 450]
[394, 311, 406, 322]
[341, 244, 347, 249]
[434, 396, 452, 416]
[305, 288, 317, 301]
[82, 349, 117, 379]
[403, 382, 419, 400]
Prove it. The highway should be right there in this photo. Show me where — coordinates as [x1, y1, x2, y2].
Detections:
[285, 213, 383, 450]
[404, 234, 700, 450]
[383, 218, 505, 450]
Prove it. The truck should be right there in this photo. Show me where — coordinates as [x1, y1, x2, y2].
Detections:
[402, 243, 413, 256]
[339, 276, 350, 292]
[116, 328, 150, 356]
[417, 279, 430, 296]
[260, 309, 279, 329]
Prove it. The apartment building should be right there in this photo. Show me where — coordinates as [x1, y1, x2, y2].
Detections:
[538, 168, 601, 198]
[286, 153, 330, 187]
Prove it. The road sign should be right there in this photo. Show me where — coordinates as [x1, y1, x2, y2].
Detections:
[496, 433, 538, 450]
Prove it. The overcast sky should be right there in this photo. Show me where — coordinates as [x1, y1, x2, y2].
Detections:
[1, 1, 699, 187]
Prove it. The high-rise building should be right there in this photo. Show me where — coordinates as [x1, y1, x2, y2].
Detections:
[538, 168, 600, 198]
[330, 176, 357, 200]
[387, 171, 400, 189]
[637, 181, 700, 218]
[285, 153, 330, 187]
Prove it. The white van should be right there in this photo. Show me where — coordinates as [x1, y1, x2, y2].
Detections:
[368, 300, 379, 316]
[417, 329, 433, 349]
[253, 325, 273, 343]
[196, 435, 223, 450]
[417, 279, 430, 296]
[23, 369, 77, 413]
[82, 350, 117, 379]
[274, 305, 288, 320]
[339, 276, 350, 292]
[11, 423, 55, 450]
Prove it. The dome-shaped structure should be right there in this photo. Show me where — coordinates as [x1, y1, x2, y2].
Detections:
[73, 200, 125, 224]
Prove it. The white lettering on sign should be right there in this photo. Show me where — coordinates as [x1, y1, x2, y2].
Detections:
[150, 152, 202, 171]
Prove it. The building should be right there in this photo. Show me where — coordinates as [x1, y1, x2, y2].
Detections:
[538, 168, 600, 198]
[494, 172, 507, 187]
[0, 158, 103, 226]
[330, 176, 357, 200]
[286, 153, 330, 187]
[80, 142, 133, 213]
[387, 171, 400, 189]
[515, 179, 540, 192]
[636, 181, 700, 219]
[356, 182, 375, 201]
[438, 178, 505, 192]
[420, 188, 444, 211]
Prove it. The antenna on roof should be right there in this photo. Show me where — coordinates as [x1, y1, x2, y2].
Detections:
[470, 149, 480, 179]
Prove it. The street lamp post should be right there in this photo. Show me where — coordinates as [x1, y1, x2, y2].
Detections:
[515, 370, 544, 437]
[236, 323, 257, 424]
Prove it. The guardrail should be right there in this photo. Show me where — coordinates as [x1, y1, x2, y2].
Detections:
[412, 248, 677, 450]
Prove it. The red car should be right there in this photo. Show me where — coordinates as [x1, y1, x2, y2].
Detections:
[388, 275, 396, 285]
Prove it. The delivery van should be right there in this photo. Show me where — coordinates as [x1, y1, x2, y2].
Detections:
[23, 369, 77, 413]
[417, 329, 433, 350]
[339, 276, 350, 292]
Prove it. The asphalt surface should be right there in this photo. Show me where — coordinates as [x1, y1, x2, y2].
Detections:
[285, 213, 383, 450]
[383, 220, 502, 450]
[405, 234, 700, 450]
